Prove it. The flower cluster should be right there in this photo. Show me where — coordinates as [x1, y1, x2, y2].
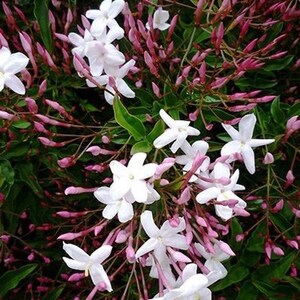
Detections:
[68, 0, 135, 104]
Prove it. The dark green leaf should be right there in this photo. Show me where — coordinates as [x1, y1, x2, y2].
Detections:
[16, 162, 43, 198]
[245, 221, 266, 252]
[264, 55, 294, 71]
[44, 286, 65, 300]
[34, 0, 53, 52]
[211, 265, 249, 291]
[147, 120, 165, 143]
[130, 140, 152, 155]
[12, 120, 31, 129]
[113, 98, 146, 141]
[0, 264, 37, 296]
[270, 97, 285, 125]
[237, 281, 259, 300]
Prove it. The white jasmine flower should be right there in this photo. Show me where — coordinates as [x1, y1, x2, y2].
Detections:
[196, 162, 246, 220]
[85, 28, 125, 77]
[0, 47, 29, 95]
[109, 152, 158, 203]
[62, 242, 113, 291]
[146, 7, 170, 31]
[68, 29, 94, 57]
[94, 186, 134, 223]
[153, 109, 200, 153]
[151, 264, 212, 300]
[87, 59, 135, 104]
[135, 210, 189, 260]
[221, 114, 275, 174]
[86, 0, 125, 37]
[176, 140, 210, 181]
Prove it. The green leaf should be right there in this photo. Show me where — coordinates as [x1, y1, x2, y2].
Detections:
[0, 264, 37, 296]
[147, 120, 165, 143]
[283, 276, 300, 291]
[113, 98, 146, 141]
[43, 286, 65, 300]
[34, 0, 53, 52]
[270, 97, 285, 125]
[264, 55, 294, 71]
[287, 101, 300, 118]
[12, 120, 31, 129]
[251, 252, 296, 287]
[130, 140, 152, 155]
[211, 265, 249, 291]
[237, 281, 259, 300]
[245, 221, 266, 252]
[16, 162, 43, 198]
[229, 218, 243, 250]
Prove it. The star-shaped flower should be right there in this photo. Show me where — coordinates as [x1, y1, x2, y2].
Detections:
[86, 0, 125, 37]
[135, 210, 189, 260]
[62, 242, 113, 291]
[0, 47, 29, 95]
[109, 152, 158, 203]
[153, 109, 200, 153]
[221, 114, 275, 174]
[68, 29, 94, 57]
[94, 186, 134, 223]
[146, 8, 170, 31]
[196, 162, 246, 220]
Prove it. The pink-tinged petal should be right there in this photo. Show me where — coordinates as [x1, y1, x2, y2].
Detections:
[85, 9, 103, 19]
[109, 160, 128, 177]
[131, 179, 148, 203]
[137, 163, 157, 179]
[135, 238, 158, 258]
[153, 129, 178, 149]
[181, 263, 197, 282]
[106, 26, 124, 44]
[118, 200, 133, 223]
[164, 234, 189, 250]
[100, 0, 112, 11]
[159, 109, 176, 128]
[108, 0, 125, 19]
[193, 141, 209, 154]
[0, 77, 5, 91]
[186, 126, 200, 136]
[90, 245, 112, 264]
[248, 138, 275, 147]
[213, 162, 230, 180]
[176, 155, 191, 166]
[4, 75, 26, 95]
[94, 186, 112, 204]
[128, 152, 146, 170]
[160, 217, 186, 235]
[0, 47, 11, 67]
[3, 53, 29, 74]
[89, 264, 112, 291]
[170, 132, 187, 153]
[196, 187, 221, 204]
[220, 140, 242, 156]
[102, 203, 119, 219]
[115, 78, 135, 98]
[105, 46, 125, 65]
[68, 32, 83, 46]
[215, 204, 233, 220]
[154, 9, 169, 23]
[241, 144, 255, 174]
[197, 288, 212, 300]
[89, 59, 104, 77]
[110, 177, 131, 199]
[90, 17, 107, 36]
[140, 210, 159, 237]
[118, 59, 136, 78]
[63, 242, 89, 262]
[239, 114, 256, 141]
[222, 123, 240, 140]
[62, 257, 86, 270]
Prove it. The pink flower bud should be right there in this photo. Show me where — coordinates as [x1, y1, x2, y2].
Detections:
[57, 232, 80, 240]
[177, 186, 191, 204]
[236, 233, 245, 242]
[218, 241, 236, 256]
[272, 246, 284, 256]
[0, 234, 10, 243]
[196, 216, 207, 227]
[167, 247, 191, 263]
[27, 253, 35, 261]
[286, 240, 299, 250]
[0, 110, 16, 121]
[290, 264, 297, 277]
[263, 152, 274, 164]
[58, 156, 75, 168]
[25, 97, 38, 113]
[152, 82, 161, 98]
[38, 137, 65, 147]
[126, 245, 135, 263]
[19, 32, 32, 53]
[272, 199, 284, 213]
[64, 186, 96, 195]
[68, 273, 85, 282]
[115, 230, 129, 243]
[265, 241, 272, 259]
[285, 170, 295, 188]
[101, 135, 110, 144]
[33, 122, 50, 135]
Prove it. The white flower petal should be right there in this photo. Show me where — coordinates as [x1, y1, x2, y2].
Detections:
[153, 129, 178, 149]
[196, 187, 221, 204]
[63, 242, 89, 262]
[85, 9, 103, 20]
[241, 144, 255, 174]
[3, 53, 29, 74]
[137, 163, 157, 179]
[131, 179, 148, 203]
[128, 152, 146, 170]
[4, 75, 26, 95]
[62, 257, 86, 270]
[222, 123, 240, 140]
[163, 234, 189, 250]
[181, 263, 197, 282]
[108, 0, 125, 19]
[110, 177, 131, 199]
[118, 200, 134, 223]
[89, 264, 112, 291]
[102, 203, 119, 219]
[170, 132, 188, 153]
[110, 160, 128, 177]
[215, 204, 233, 220]
[135, 238, 158, 258]
[90, 245, 112, 264]
[248, 138, 275, 147]
[221, 140, 242, 156]
[94, 186, 112, 204]
[239, 114, 256, 141]
[140, 210, 160, 237]
[115, 78, 135, 98]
